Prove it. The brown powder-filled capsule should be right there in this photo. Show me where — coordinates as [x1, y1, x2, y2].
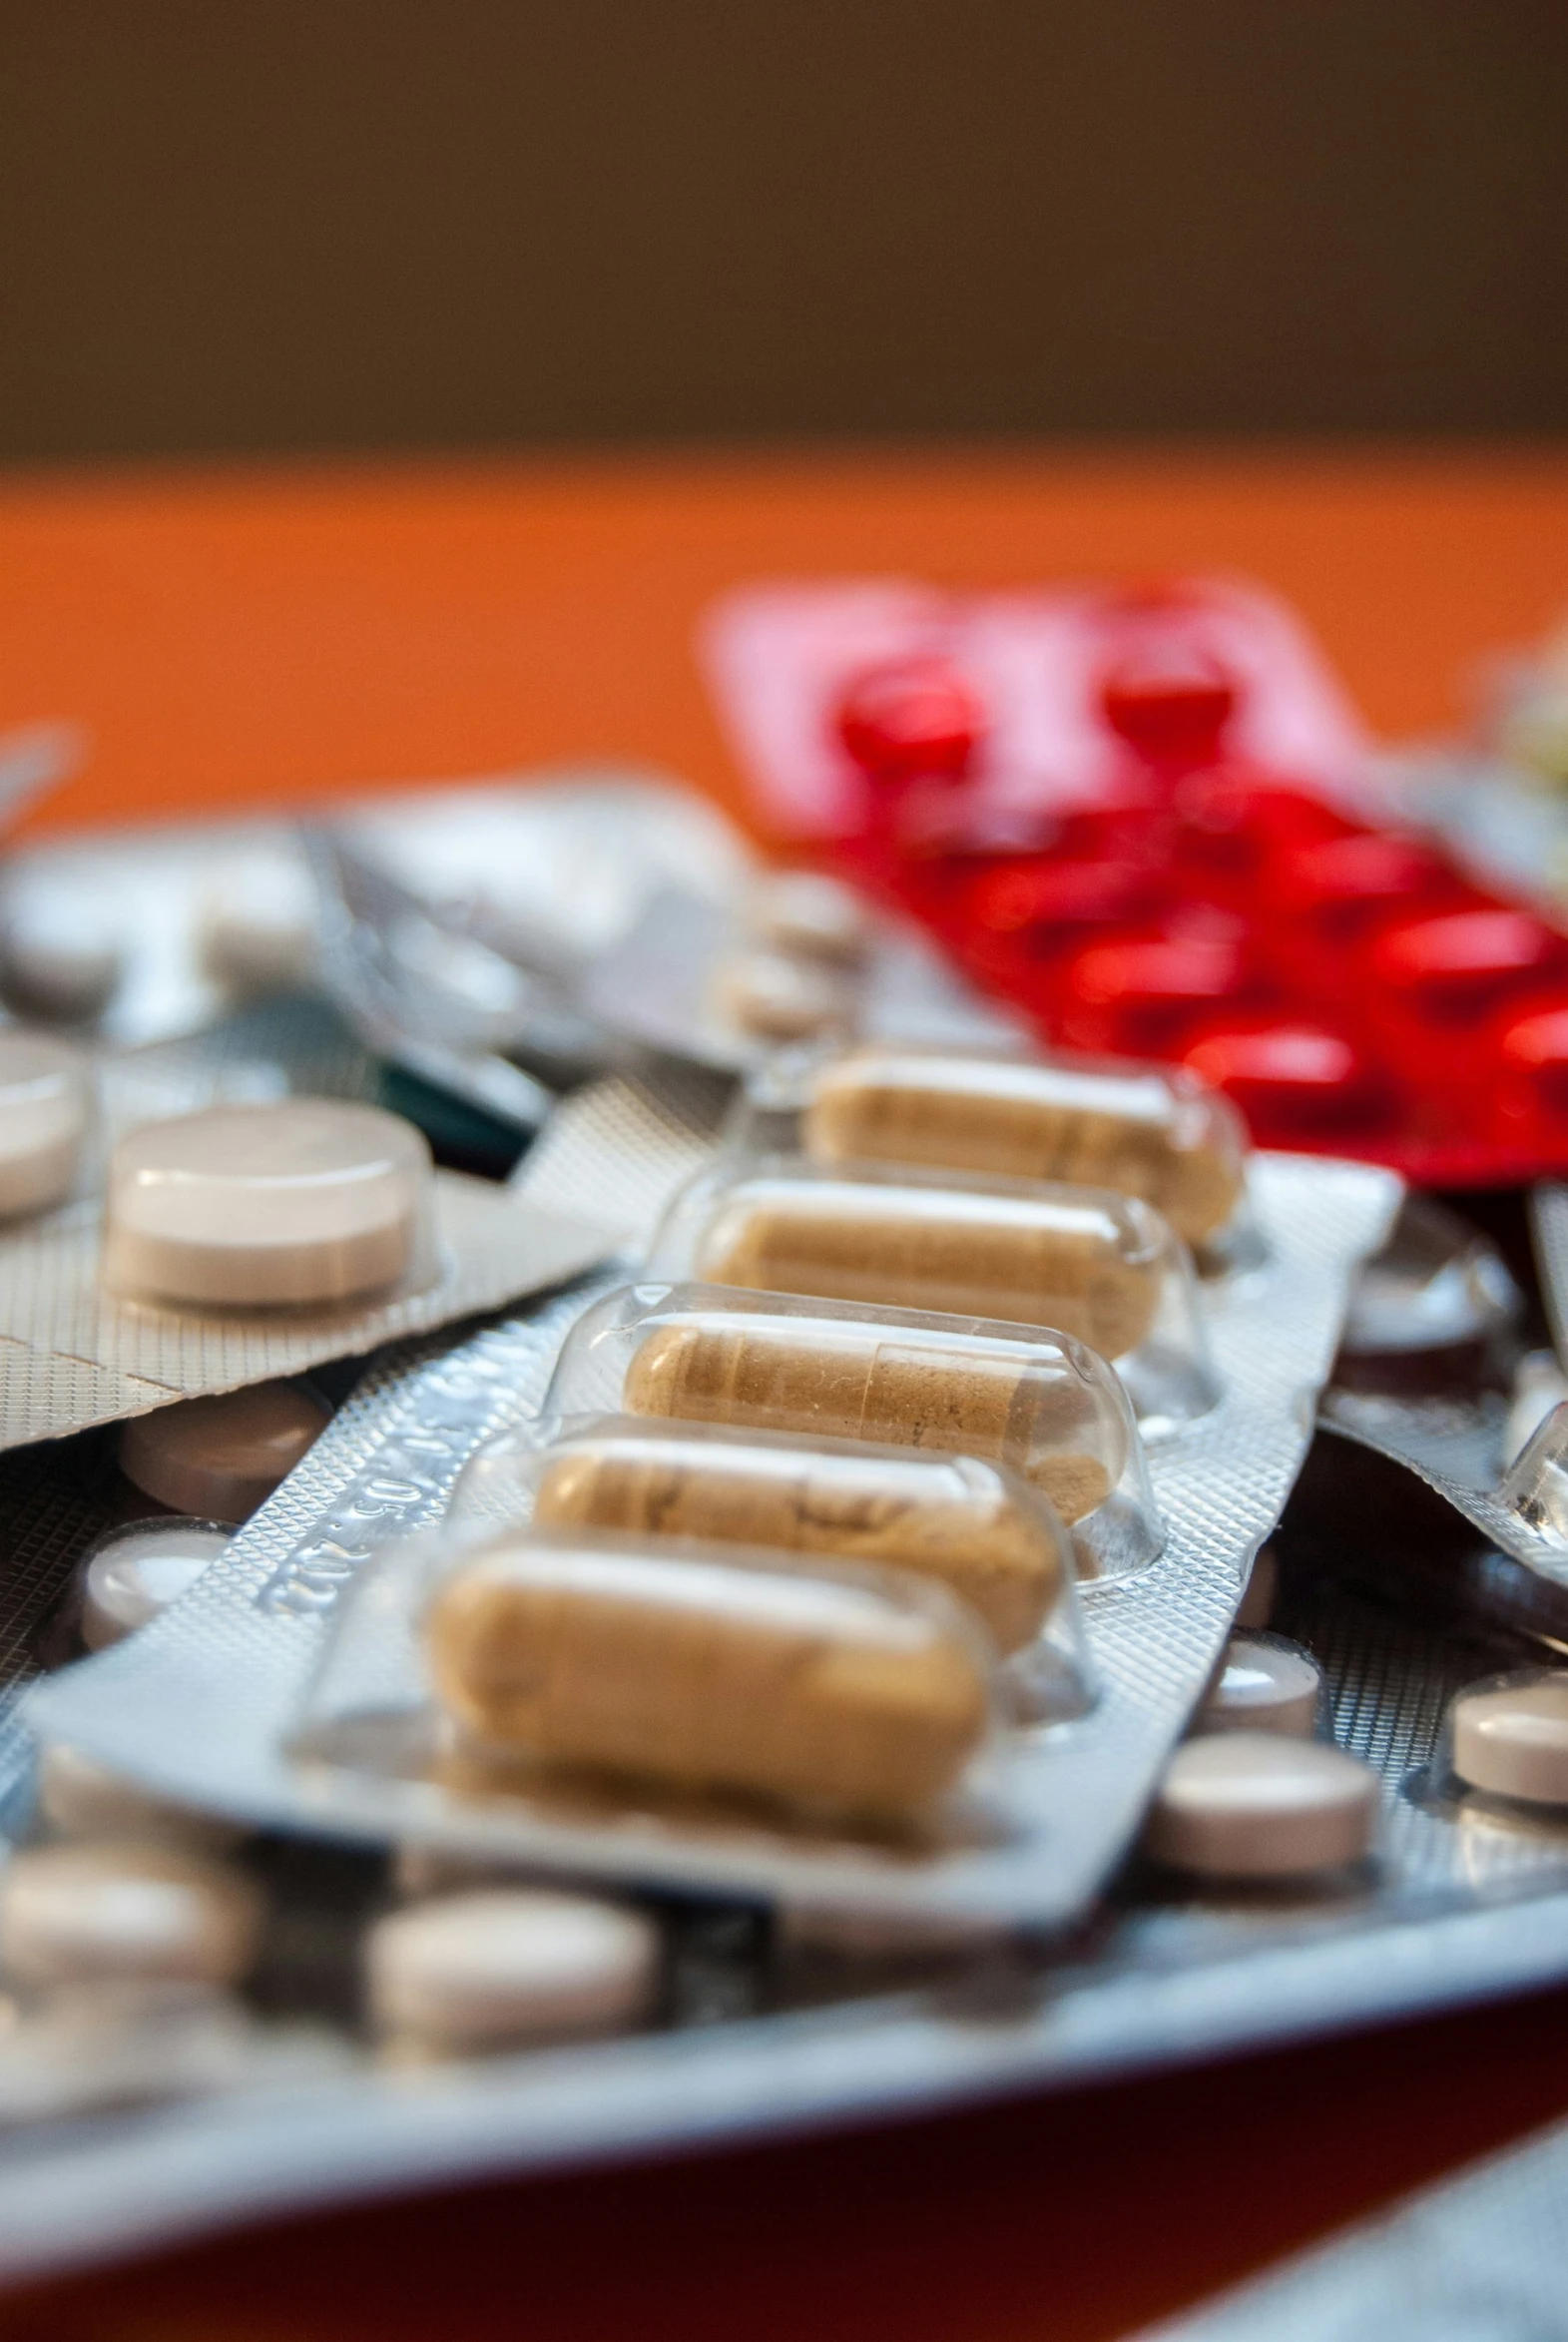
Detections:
[693, 1175, 1161, 1357]
[622, 1314, 1120, 1524]
[802, 1049, 1246, 1244]
[426, 1537, 992, 1823]
[533, 1429, 1063, 1652]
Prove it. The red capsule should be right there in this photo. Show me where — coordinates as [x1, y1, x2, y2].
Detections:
[1184, 1024, 1382, 1133]
[834, 657, 985, 784]
[1372, 909, 1568, 1023]
[1099, 646, 1237, 768]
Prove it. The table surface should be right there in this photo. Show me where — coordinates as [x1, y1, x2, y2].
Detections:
[3, 444, 1568, 2340]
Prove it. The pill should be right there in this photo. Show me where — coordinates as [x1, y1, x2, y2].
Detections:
[802, 1047, 1246, 1244]
[623, 1311, 1123, 1524]
[196, 851, 319, 999]
[426, 1535, 992, 1821]
[716, 949, 843, 1042]
[693, 1174, 1162, 1358]
[0, 895, 124, 1025]
[532, 1425, 1064, 1652]
[749, 873, 868, 964]
[0, 1030, 92, 1218]
[367, 1889, 660, 2053]
[1194, 1636, 1320, 1737]
[1144, 1733, 1377, 1879]
[79, 1519, 233, 1650]
[36, 1742, 244, 1853]
[118, 1382, 330, 1522]
[0, 1843, 262, 1987]
[1450, 1673, 1568, 1805]
[101, 1098, 434, 1308]
[1234, 1542, 1279, 1629]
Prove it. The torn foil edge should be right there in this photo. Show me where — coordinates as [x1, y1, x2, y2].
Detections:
[26, 1077, 1398, 1926]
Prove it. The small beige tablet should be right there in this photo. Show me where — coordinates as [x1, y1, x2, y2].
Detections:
[717, 949, 843, 1043]
[36, 1741, 244, 1852]
[79, 1519, 233, 1650]
[0, 1030, 92, 1218]
[1194, 1636, 1320, 1738]
[1451, 1673, 1568, 1806]
[749, 873, 868, 964]
[0, 1842, 262, 1987]
[1144, 1732, 1377, 1879]
[367, 1890, 660, 2054]
[118, 1381, 330, 1521]
[101, 1098, 435, 1308]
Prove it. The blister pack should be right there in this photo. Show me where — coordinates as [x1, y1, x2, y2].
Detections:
[704, 574, 1568, 1186]
[26, 1060, 1395, 1934]
[0, 1001, 611, 1451]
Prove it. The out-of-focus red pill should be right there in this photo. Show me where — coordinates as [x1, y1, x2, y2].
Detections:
[1184, 1023, 1379, 1130]
[1099, 646, 1237, 766]
[965, 858, 1163, 938]
[1501, 1005, 1568, 1116]
[1063, 933, 1248, 1052]
[833, 656, 984, 783]
[1176, 773, 1355, 878]
[1372, 908, 1567, 1021]
[1272, 834, 1453, 929]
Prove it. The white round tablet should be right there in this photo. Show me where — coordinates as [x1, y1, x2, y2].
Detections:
[101, 1098, 435, 1308]
[0, 1842, 262, 1987]
[1145, 1732, 1378, 1880]
[1195, 1635, 1321, 1738]
[196, 851, 319, 999]
[0, 896, 124, 1025]
[749, 874, 868, 964]
[118, 1382, 329, 1522]
[0, 1030, 93, 1219]
[79, 1519, 233, 1650]
[717, 949, 842, 1042]
[367, 1890, 660, 2053]
[37, 1742, 244, 1852]
[1451, 1672, 1568, 1806]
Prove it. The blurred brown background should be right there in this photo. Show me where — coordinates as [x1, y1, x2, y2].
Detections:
[2, 0, 1566, 462]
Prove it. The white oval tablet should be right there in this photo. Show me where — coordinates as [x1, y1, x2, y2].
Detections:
[0, 1843, 262, 1987]
[0, 896, 123, 1024]
[1145, 1732, 1377, 1879]
[716, 950, 842, 1043]
[1451, 1673, 1568, 1806]
[101, 1098, 435, 1308]
[37, 1742, 244, 1852]
[79, 1519, 233, 1651]
[750, 874, 868, 964]
[367, 1890, 660, 2053]
[0, 1030, 93, 1218]
[118, 1382, 330, 1522]
[1195, 1636, 1321, 1738]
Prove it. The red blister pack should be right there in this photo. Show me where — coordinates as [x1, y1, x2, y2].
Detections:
[702, 576, 1568, 1186]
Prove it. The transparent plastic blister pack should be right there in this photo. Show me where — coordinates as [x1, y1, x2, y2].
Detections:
[1319, 1183, 1568, 1607]
[537, 1281, 1159, 1569]
[733, 1040, 1258, 1269]
[581, 884, 1025, 1071]
[646, 1158, 1218, 1431]
[26, 1063, 1396, 1934]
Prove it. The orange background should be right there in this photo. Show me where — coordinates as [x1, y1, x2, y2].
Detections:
[4, 445, 1568, 2338]
[4, 444, 1568, 839]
